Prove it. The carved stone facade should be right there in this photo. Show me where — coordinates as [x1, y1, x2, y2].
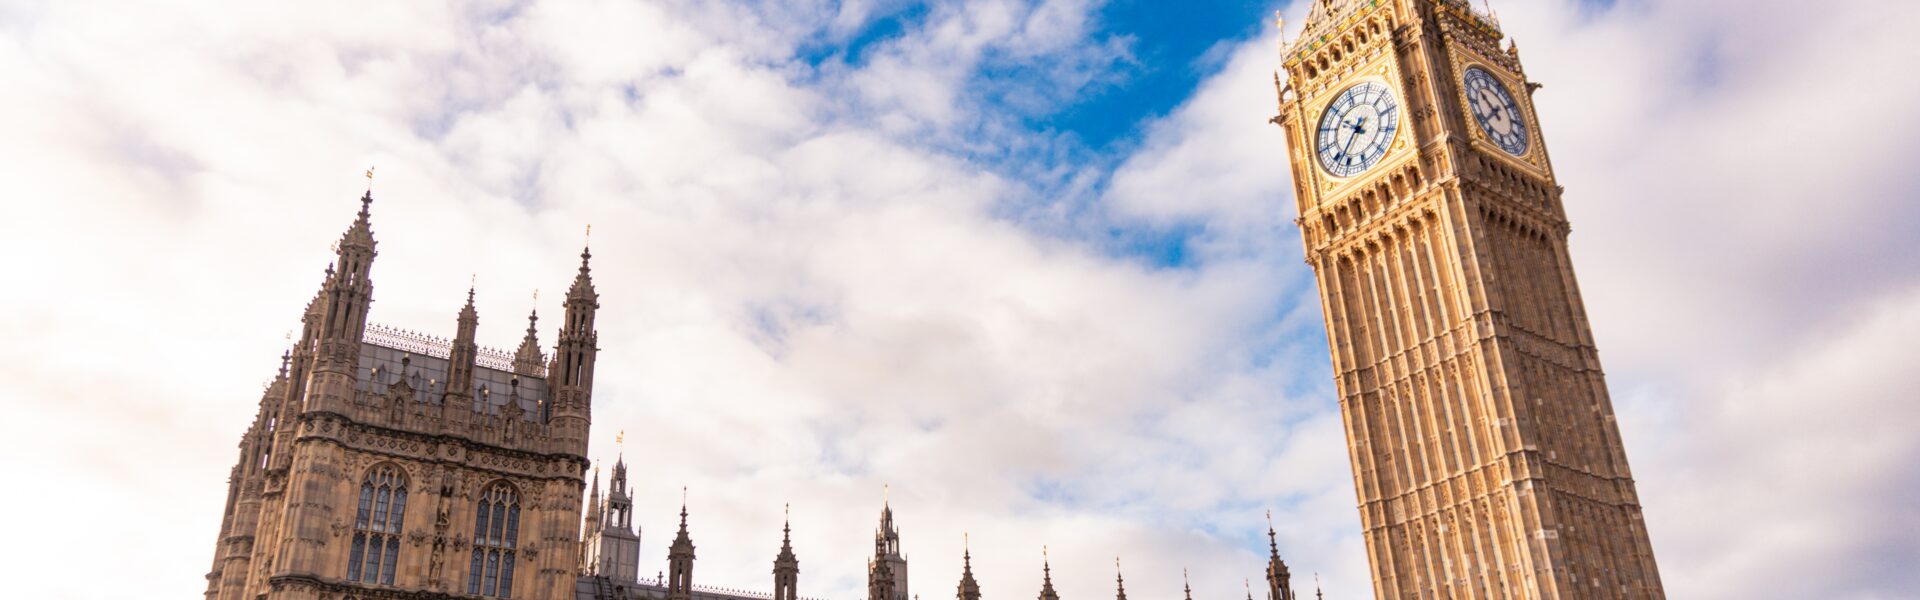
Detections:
[1272, 1, 1663, 598]
[203, 193, 598, 600]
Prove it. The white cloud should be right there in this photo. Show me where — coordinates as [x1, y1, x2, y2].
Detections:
[1, 0, 1916, 599]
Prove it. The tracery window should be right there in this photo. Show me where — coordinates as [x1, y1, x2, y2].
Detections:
[467, 482, 520, 598]
[347, 464, 407, 585]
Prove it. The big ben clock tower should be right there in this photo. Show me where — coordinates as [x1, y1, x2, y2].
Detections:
[1271, 1, 1665, 598]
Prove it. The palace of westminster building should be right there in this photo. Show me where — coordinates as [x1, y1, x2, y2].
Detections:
[198, 192, 1310, 600]
[203, 1, 1664, 599]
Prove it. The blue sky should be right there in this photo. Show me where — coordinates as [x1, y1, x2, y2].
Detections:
[3, 0, 1919, 599]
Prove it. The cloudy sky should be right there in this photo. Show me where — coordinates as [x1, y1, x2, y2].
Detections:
[2, 0, 1916, 598]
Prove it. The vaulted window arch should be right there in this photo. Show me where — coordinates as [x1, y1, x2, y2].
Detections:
[348, 464, 408, 585]
[468, 482, 521, 598]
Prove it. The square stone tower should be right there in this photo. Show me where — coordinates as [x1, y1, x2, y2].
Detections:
[1270, 1, 1664, 597]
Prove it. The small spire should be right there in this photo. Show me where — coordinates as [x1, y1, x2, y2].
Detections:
[780, 502, 794, 547]
[1037, 546, 1058, 600]
[1245, 579, 1254, 600]
[1115, 557, 1128, 600]
[1314, 574, 1323, 600]
[1183, 569, 1193, 600]
[1267, 509, 1280, 557]
[776, 501, 797, 566]
[957, 535, 981, 600]
[568, 239, 597, 301]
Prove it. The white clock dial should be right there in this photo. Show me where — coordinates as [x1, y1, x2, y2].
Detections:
[1463, 66, 1529, 156]
[1315, 81, 1401, 177]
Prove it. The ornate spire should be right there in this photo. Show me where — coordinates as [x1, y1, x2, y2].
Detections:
[1114, 557, 1127, 600]
[775, 503, 800, 600]
[1245, 580, 1254, 600]
[447, 285, 480, 404]
[550, 239, 600, 448]
[1265, 511, 1295, 600]
[1314, 574, 1323, 600]
[583, 463, 604, 549]
[1037, 547, 1058, 600]
[610, 453, 629, 498]
[957, 533, 980, 600]
[779, 503, 796, 556]
[513, 290, 544, 377]
[668, 487, 696, 600]
[1183, 569, 1193, 600]
[568, 242, 597, 301]
[870, 491, 908, 600]
[340, 190, 376, 253]
[876, 488, 901, 557]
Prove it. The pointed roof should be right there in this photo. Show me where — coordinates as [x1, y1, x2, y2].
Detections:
[456, 286, 478, 334]
[776, 503, 798, 565]
[671, 487, 695, 554]
[339, 191, 377, 252]
[1183, 569, 1193, 600]
[879, 502, 898, 539]
[1038, 547, 1059, 600]
[514, 304, 544, 376]
[587, 465, 603, 525]
[568, 245, 598, 302]
[610, 453, 628, 489]
[1114, 558, 1127, 600]
[957, 534, 980, 600]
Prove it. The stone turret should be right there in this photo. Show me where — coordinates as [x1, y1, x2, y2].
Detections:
[667, 494, 696, 600]
[955, 536, 979, 600]
[774, 505, 799, 600]
[587, 455, 641, 582]
[1264, 512, 1295, 600]
[871, 499, 909, 600]
[514, 306, 546, 379]
[549, 246, 598, 451]
[446, 287, 479, 410]
[1036, 549, 1059, 600]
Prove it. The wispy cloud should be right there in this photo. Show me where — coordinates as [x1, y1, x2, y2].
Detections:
[0, 0, 1915, 599]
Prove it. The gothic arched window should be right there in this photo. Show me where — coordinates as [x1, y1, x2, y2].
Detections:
[467, 482, 520, 598]
[348, 464, 408, 585]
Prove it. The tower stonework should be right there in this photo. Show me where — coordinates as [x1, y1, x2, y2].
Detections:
[1271, 1, 1663, 598]
[201, 192, 595, 600]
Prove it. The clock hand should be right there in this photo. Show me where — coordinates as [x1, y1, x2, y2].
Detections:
[1339, 123, 1363, 163]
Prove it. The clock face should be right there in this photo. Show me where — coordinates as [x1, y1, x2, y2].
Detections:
[1463, 66, 1529, 156]
[1315, 81, 1401, 178]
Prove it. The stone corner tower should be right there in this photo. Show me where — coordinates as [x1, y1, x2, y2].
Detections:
[1269, 0, 1663, 597]
[868, 501, 909, 600]
[201, 189, 598, 600]
[584, 456, 642, 582]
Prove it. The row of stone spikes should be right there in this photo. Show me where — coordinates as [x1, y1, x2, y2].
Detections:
[364, 323, 520, 371]
[628, 576, 832, 600]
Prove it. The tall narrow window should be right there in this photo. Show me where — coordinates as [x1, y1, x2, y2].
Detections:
[467, 482, 520, 598]
[347, 465, 407, 586]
